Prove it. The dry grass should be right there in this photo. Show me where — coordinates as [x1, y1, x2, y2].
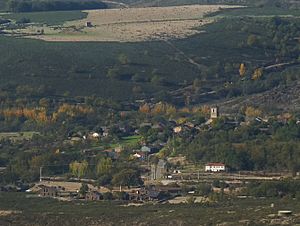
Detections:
[10, 4, 242, 42]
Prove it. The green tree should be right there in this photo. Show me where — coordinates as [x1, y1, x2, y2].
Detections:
[107, 66, 120, 79]
[69, 160, 88, 178]
[118, 53, 129, 65]
[79, 183, 89, 197]
[247, 34, 258, 47]
[96, 158, 112, 176]
[112, 169, 143, 187]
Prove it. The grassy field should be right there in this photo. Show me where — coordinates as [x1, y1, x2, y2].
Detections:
[120, 135, 141, 144]
[2, 11, 87, 25]
[0, 132, 40, 141]
[110, 135, 141, 148]
[0, 192, 299, 225]
[4, 5, 241, 42]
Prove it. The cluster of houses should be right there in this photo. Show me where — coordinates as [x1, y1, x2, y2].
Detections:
[67, 106, 222, 144]
[30, 182, 184, 203]
[24, 106, 229, 202]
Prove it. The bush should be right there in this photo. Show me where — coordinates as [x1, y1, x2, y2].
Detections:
[16, 17, 31, 24]
[102, 192, 113, 200]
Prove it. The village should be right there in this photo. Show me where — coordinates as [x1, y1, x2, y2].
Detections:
[2, 105, 297, 206]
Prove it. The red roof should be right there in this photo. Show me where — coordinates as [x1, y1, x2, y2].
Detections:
[206, 162, 225, 167]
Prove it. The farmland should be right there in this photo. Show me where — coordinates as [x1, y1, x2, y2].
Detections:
[4, 5, 242, 42]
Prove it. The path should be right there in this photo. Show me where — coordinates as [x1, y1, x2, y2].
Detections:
[102, 0, 129, 8]
[164, 40, 203, 71]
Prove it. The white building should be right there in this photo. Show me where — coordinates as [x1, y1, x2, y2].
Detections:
[205, 163, 226, 172]
[210, 107, 219, 119]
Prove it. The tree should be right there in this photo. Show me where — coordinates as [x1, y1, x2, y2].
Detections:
[114, 191, 129, 200]
[39, 98, 50, 108]
[247, 34, 258, 47]
[196, 183, 212, 196]
[252, 68, 263, 80]
[193, 78, 201, 92]
[107, 67, 120, 79]
[239, 63, 246, 77]
[245, 106, 262, 118]
[79, 183, 89, 197]
[69, 160, 88, 178]
[111, 169, 143, 187]
[96, 158, 112, 176]
[150, 75, 164, 85]
[102, 192, 113, 200]
[139, 103, 150, 114]
[118, 53, 129, 65]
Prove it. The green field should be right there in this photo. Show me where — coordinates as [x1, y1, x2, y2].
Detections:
[2, 11, 87, 25]
[110, 135, 141, 148]
[0, 132, 40, 141]
[0, 192, 299, 225]
[120, 135, 141, 145]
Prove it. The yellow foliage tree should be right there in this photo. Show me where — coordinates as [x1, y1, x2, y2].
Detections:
[245, 106, 262, 118]
[139, 103, 150, 114]
[252, 68, 263, 80]
[165, 104, 176, 116]
[152, 102, 165, 115]
[239, 63, 246, 77]
[179, 107, 190, 113]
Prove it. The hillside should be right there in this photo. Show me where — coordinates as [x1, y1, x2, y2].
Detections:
[0, 2, 300, 223]
[0, 3, 299, 108]
[216, 79, 300, 113]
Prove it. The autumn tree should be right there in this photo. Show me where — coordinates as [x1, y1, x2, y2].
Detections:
[245, 106, 262, 118]
[239, 63, 246, 77]
[139, 103, 150, 114]
[151, 102, 165, 115]
[252, 68, 263, 80]
[165, 104, 176, 116]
